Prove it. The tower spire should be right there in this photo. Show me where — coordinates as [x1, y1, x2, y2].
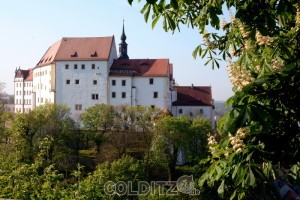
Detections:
[118, 20, 129, 59]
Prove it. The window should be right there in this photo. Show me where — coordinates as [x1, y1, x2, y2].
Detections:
[93, 80, 97, 85]
[92, 94, 99, 100]
[81, 64, 85, 69]
[74, 64, 78, 69]
[153, 92, 158, 98]
[179, 109, 183, 114]
[65, 64, 69, 69]
[75, 104, 82, 111]
[149, 78, 154, 84]
[75, 80, 80, 84]
[112, 80, 116, 86]
[122, 92, 126, 98]
[122, 80, 126, 86]
[66, 80, 70, 84]
[112, 92, 116, 98]
[92, 64, 95, 69]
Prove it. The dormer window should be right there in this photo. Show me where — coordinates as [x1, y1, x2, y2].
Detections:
[71, 52, 78, 57]
[140, 62, 148, 66]
[91, 51, 98, 57]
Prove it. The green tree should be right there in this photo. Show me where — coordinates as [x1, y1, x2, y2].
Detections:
[151, 116, 191, 181]
[186, 118, 213, 164]
[128, 0, 300, 198]
[10, 110, 45, 163]
[10, 104, 76, 170]
[0, 82, 6, 132]
[81, 104, 115, 155]
[66, 155, 146, 199]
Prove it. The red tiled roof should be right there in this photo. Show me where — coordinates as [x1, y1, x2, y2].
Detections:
[36, 36, 114, 67]
[24, 68, 33, 81]
[173, 86, 213, 106]
[110, 59, 172, 77]
[15, 68, 33, 81]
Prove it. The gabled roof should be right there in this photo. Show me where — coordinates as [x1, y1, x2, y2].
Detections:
[24, 68, 33, 81]
[110, 59, 172, 77]
[36, 36, 114, 67]
[15, 68, 33, 81]
[173, 86, 213, 106]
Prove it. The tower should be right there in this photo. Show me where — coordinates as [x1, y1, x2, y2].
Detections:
[118, 20, 129, 59]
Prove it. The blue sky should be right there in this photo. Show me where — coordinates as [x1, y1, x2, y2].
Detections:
[0, 0, 233, 101]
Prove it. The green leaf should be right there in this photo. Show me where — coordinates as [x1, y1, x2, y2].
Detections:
[170, 0, 178, 9]
[152, 15, 161, 29]
[146, 0, 158, 4]
[128, 0, 134, 5]
[198, 173, 208, 187]
[166, 13, 176, 31]
[238, 191, 245, 200]
[249, 168, 256, 186]
[230, 189, 237, 200]
[144, 4, 152, 22]
[192, 45, 201, 59]
[232, 163, 240, 179]
[215, 165, 222, 180]
[217, 180, 224, 196]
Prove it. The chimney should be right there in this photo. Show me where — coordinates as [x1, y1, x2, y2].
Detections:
[191, 84, 194, 88]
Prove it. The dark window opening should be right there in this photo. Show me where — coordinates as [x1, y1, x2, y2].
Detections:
[179, 109, 183, 114]
[75, 80, 79, 84]
[66, 80, 70, 84]
[122, 80, 126, 86]
[75, 104, 82, 110]
[112, 92, 116, 98]
[112, 80, 116, 86]
[74, 64, 78, 69]
[122, 92, 126, 98]
[92, 64, 96, 69]
[81, 64, 85, 69]
[92, 94, 99, 100]
[65, 64, 69, 69]
[153, 92, 158, 98]
[93, 80, 97, 85]
[149, 78, 154, 84]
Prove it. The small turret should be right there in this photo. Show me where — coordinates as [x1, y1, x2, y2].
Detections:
[118, 20, 129, 59]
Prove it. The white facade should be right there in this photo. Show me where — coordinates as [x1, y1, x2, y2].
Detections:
[55, 61, 110, 118]
[109, 76, 172, 110]
[14, 69, 33, 113]
[33, 64, 54, 107]
[172, 105, 214, 124]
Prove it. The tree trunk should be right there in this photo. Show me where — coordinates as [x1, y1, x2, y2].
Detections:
[167, 147, 178, 181]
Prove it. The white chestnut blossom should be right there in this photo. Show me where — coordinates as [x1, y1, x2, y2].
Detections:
[227, 59, 254, 91]
[255, 30, 273, 46]
[229, 127, 249, 153]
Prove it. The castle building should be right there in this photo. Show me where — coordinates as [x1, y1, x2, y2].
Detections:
[14, 24, 215, 123]
[14, 68, 33, 113]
